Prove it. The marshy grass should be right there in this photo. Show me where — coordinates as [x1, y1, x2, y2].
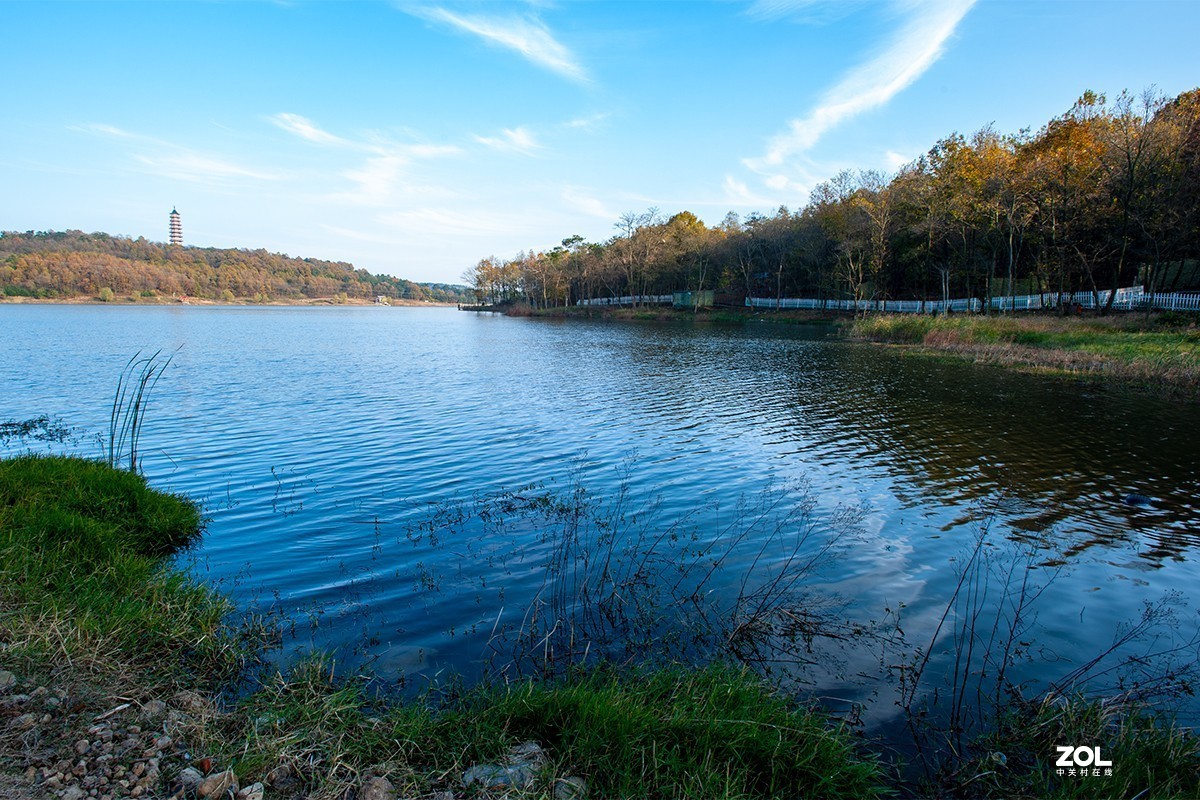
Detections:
[848, 313, 1200, 393]
[952, 692, 1200, 799]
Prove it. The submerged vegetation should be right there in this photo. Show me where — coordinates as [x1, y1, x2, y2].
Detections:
[0, 455, 888, 799]
[2, 447, 1198, 798]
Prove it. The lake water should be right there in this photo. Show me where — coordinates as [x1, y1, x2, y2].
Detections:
[3, 304, 1199, 733]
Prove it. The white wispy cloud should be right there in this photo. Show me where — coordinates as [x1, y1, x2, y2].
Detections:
[561, 187, 614, 220]
[75, 121, 283, 185]
[745, 0, 872, 24]
[406, 6, 587, 82]
[744, 0, 976, 176]
[267, 113, 463, 204]
[722, 175, 776, 207]
[71, 122, 142, 140]
[474, 126, 541, 155]
[135, 153, 282, 183]
[269, 113, 353, 147]
[560, 112, 611, 131]
[378, 207, 516, 236]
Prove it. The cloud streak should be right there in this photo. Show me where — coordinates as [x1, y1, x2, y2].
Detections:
[269, 113, 353, 147]
[745, 0, 975, 173]
[473, 126, 540, 155]
[75, 121, 283, 184]
[407, 6, 587, 82]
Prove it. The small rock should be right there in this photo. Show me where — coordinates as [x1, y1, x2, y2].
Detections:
[9, 712, 37, 730]
[462, 763, 537, 791]
[75, 739, 91, 756]
[358, 776, 396, 800]
[265, 764, 296, 789]
[0, 670, 16, 691]
[171, 691, 208, 713]
[177, 767, 204, 794]
[236, 782, 264, 800]
[141, 699, 167, 718]
[508, 742, 546, 765]
[198, 769, 238, 798]
[31, 686, 48, 698]
[154, 735, 173, 750]
[554, 776, 588, 800]
[62, 787, 87, 800]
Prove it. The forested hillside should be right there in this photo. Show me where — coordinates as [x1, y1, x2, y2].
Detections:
[0, 230, 470, 303]
[465, 88, 1200, 312]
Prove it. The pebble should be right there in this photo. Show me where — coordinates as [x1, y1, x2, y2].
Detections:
[358, 776, 396, 800]
[554, 776, 588, 800]
[75, 739, 91, 756]
[0, 669, 16, 691]
[198, 768, 238, 798]
[141, 699, 167, 717]
[177, 766, 204, 794]
[9, 712, 37, 730]
[236, 782, 265, 800]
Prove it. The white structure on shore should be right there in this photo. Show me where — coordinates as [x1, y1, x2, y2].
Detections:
[169, 208, 182, 246]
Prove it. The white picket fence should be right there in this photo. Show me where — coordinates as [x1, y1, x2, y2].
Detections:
[747, 287, 1200, 314]
[577, 294, 673, 307]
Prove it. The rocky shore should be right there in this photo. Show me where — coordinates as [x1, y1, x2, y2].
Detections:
[1, 669, 589, 800]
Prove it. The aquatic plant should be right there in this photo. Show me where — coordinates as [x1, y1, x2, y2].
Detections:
[103, 349, 175, 473]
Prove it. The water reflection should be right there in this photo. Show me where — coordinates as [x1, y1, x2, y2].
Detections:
[2, 305, 1198, 730]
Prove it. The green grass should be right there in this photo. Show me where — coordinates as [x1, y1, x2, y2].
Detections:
[848, 313, 1200, 393]
[942, 693, 1200, 799]
[0, 454, 232, 677]
[459, 665, 887, 799]
[221, 659, 888, 799]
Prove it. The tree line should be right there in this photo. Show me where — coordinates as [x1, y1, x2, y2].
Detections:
[465, 88, 1200, 313]
[0, 230, 471, 304]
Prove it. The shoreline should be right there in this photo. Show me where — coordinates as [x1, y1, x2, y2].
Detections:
[466, 304, 1200, 397]
[3, 454, 1198, 799]
[0, 295, 455, 308]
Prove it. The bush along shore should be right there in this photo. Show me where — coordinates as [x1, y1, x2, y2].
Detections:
[3, 453, 1200, 799]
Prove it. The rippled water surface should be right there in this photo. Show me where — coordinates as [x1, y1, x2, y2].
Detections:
[4, 305, 1199, 727]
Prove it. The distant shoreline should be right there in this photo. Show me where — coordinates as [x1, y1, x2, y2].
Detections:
[0, 295, 456, 308]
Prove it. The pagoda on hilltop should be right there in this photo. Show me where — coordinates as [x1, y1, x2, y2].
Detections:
[169, 207, 182, 246]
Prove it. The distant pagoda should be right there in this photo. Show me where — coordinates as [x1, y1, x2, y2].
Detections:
[169, 207, 182, 246]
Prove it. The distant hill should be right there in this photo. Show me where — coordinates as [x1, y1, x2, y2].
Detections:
[0, 230, 471, 304]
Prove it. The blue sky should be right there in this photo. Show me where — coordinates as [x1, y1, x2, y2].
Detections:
[3, 1, 1198, 285]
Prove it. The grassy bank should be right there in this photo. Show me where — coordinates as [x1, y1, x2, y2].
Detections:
[848, 313, 1200, 395]
[0, 455, 885, 799]
[3, 454, 1198, 798]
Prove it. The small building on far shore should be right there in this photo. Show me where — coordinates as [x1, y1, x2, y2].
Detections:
[673, 290, 714, 309]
